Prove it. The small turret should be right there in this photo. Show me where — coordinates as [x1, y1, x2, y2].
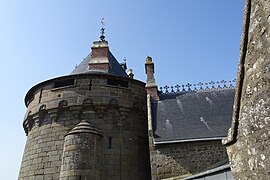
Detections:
[60, 120, 103, 180]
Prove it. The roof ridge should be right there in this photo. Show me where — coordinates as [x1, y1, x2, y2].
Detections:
[159, 79, 236, 94]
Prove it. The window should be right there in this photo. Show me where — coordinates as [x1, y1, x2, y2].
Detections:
[52, 79, 76, 90]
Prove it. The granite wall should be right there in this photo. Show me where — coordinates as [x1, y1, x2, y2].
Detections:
[19, 74, 151, 180]
[224, 0, 270, 179]
[150, 140, 228, 179]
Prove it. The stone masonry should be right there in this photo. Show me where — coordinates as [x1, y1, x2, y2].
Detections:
[59, 121, 103, 179]
[19, 74, 151, 179]
[146, 58, 231, 180]
[150, 141, 228, 179]
[223, 0, 270, 179]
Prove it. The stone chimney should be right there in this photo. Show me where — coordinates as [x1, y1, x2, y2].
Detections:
[89, 41, 109, 72]
[145, 56, 159, 100]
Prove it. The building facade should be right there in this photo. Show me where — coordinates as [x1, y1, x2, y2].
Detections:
[19, 1, 270, 178]
[19, 36, 236, 180]
[145, 57, 235, 179]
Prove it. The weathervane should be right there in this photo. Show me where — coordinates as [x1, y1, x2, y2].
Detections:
[100, 18, 105, 41]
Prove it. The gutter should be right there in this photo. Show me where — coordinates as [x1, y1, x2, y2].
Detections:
[177, 164, 230, 180]
[154, 137, 225, 145]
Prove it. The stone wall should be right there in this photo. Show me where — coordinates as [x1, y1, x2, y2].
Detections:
[150, 140, 228, 179]
[224, 0, 270, 179]
[19, 118, 70, 179]
[60, 121, 103, 179]
[19, 74, 151, 179]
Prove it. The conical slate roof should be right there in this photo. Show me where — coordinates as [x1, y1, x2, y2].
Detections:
[70, 41, 128, 77]
[24, 40, 128, 107]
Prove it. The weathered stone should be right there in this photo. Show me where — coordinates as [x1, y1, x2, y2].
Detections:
[19, 74, 151, 179]
[150, 141, 228, 179]
[224, 0, 270, 179]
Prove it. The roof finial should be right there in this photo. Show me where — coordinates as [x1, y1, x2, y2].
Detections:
[100, 18, 105, 41]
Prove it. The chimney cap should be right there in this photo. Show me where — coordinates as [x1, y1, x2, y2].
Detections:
[146, 56, 153, 64]
[92, 40, 109, 48]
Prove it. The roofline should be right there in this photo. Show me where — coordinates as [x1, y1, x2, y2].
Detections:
[154, 137, 225, 145]
[24, 73, 146, 107]
[177, 164, 230, 180]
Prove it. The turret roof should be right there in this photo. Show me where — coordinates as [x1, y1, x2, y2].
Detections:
[70, 41, 128, 77]
[66, 120, 102, 136]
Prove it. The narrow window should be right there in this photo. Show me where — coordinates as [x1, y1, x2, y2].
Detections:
[108, 137, 112, 149]
[89, 79, 92, 91]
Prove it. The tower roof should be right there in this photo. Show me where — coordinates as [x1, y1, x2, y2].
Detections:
[71, 19, 127, 77]
[70, 40, 127, 77]
[71, 41, 128, 77]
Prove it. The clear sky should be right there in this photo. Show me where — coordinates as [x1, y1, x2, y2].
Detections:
[0, 0, 244, 179]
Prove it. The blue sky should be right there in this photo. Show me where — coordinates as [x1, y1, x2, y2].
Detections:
[0, 0, 244, 179]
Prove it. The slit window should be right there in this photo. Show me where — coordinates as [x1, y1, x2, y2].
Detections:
[108, 137, 112, 149]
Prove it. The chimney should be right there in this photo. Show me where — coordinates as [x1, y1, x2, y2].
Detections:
[127, 69, 134, 79]
[88, 41, 110, 72]
[145, 56, 159, 100]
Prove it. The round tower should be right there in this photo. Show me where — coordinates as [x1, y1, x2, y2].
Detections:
[60, 120, 103, 179]
[18, 39, 151, 179]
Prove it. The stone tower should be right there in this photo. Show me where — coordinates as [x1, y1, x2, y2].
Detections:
[19, 37, 151, 179]
[223, 0, 270, 179]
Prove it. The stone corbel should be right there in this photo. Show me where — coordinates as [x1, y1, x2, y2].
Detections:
[23, 111, 33, 136]
[38, 104, 47, 126]
[55, 100, 69, 122]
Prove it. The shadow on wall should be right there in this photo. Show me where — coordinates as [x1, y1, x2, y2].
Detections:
[153, 141, 229, 179]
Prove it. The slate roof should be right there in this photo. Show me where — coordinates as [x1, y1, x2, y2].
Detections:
[152, 88, 235, 142]
[70, 51, 128, 77]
